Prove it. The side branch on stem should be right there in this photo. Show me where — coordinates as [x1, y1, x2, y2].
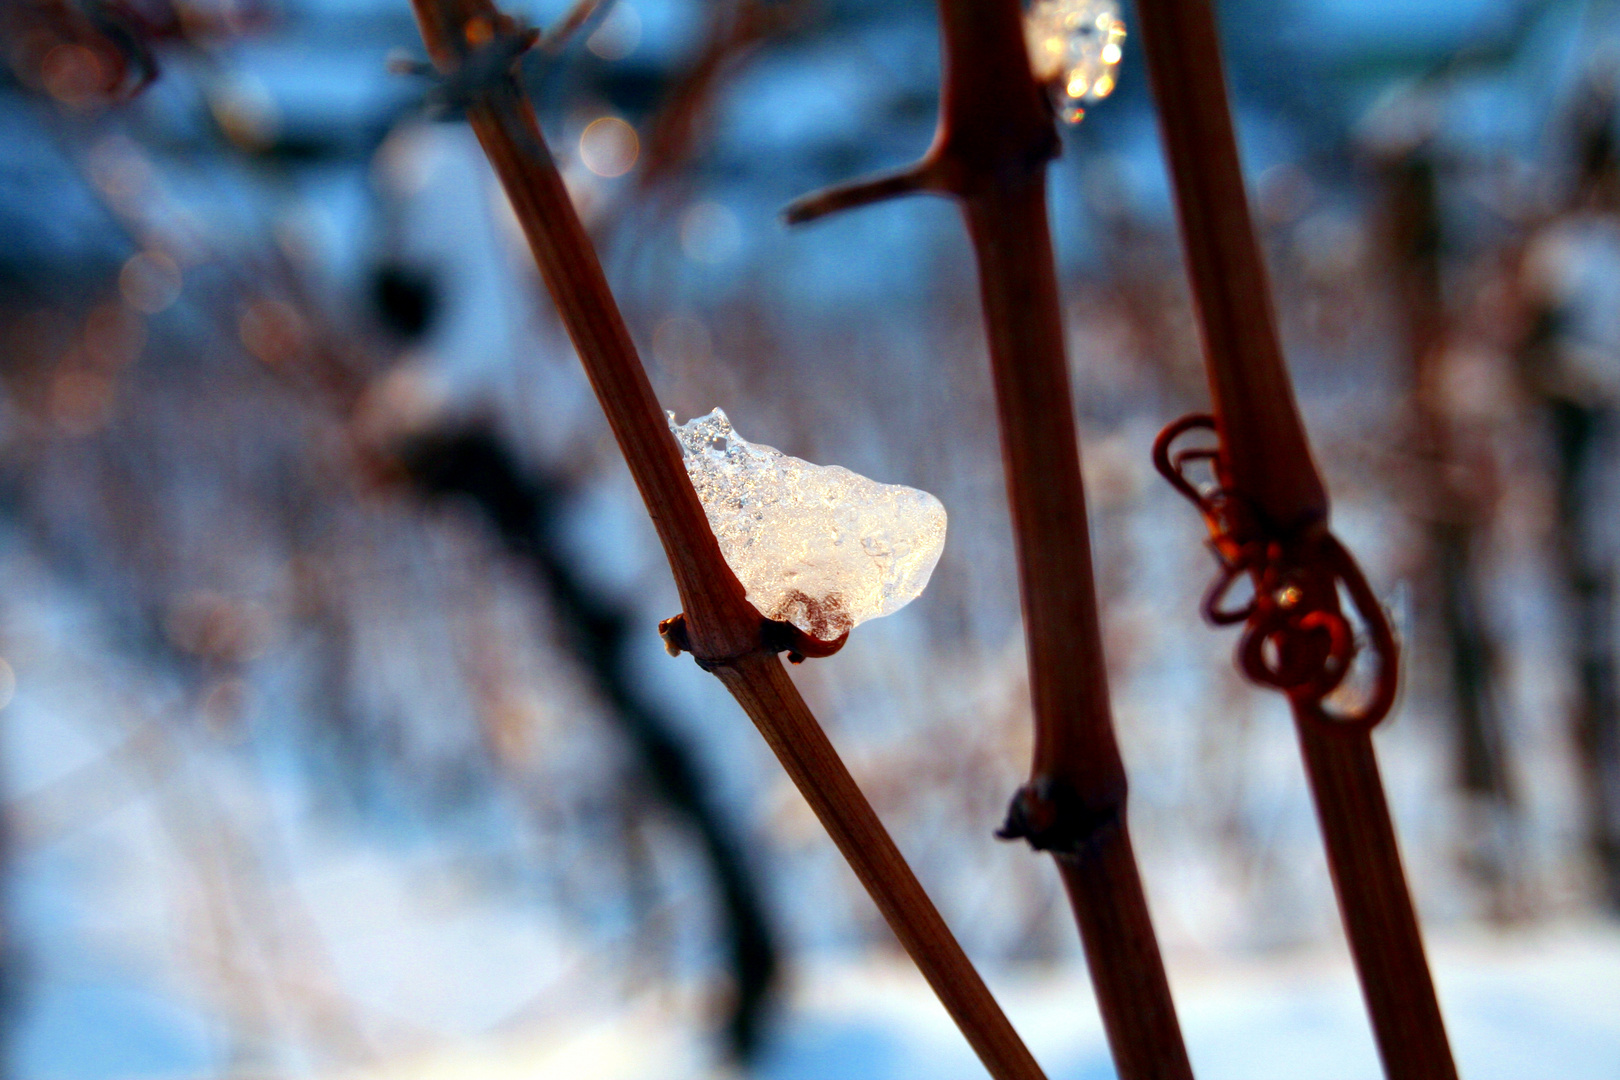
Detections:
[785, 0, 1192, 1076]
[404, 1, 1046, 1077]
[783, 160, 945, 226]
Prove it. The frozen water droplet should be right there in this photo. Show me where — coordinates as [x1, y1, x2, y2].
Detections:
[669, 408, 947, 642]
[1024, 0, 1126, 126]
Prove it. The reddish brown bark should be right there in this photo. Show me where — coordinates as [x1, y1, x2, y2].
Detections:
[789, 0, 1193, 1074]
[1133, 0, 1458, 1075]
[968, 182, 1192, 1080]
[1298, 723, 1457, 1080]
[406, 2, 1047, 1076]
[1132, 0, 1325, 534]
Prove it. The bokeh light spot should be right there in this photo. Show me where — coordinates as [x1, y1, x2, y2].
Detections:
[1024, 0, 1126, 125]
[680, 202, 741, 264]
[119, 251, 182, 314]
[238, 299, 309, 367]
[579, 117, 639, 178]
[86, 137, 155, 210]
[50, 368, 115, 436]
[587, 4, 641, 60]
[373, 125, 444, 197]
[211, 77, 281, 151]
[40, 44, 105, 106]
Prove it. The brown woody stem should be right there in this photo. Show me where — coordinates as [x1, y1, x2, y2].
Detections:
[1296, 721, 1458, 1080]
[407, 1, 1046, 1076]
[787, 0, 1193, 1073]
[1132, 0, 1325, 534]
[963, 169, 1192, 1080]
[718, 655, 1046, 1079]
[938, 0, 1192, 1073]
[1133, 0, 1458, 1074]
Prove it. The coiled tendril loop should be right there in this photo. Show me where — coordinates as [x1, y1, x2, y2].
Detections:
[1152, 414, 1399, 732]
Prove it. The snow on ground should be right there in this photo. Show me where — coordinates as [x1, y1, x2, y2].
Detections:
[319, 920, 1620, 1080]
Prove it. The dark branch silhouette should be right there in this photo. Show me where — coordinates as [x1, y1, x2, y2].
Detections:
[395, 421, 779, 1059]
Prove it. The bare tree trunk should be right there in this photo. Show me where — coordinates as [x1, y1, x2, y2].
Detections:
[1372, 142, 1518, 901]
[1513, 77, 1620, 908]
[1547, 398, 1620, 904]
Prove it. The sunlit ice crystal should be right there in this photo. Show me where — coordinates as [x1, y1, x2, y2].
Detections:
[669, 408, 947, 642]
[1024, 0, 1126, 124]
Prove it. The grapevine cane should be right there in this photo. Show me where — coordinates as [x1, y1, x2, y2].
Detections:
[403, 2, 1048, 1077]
[1133, 0, 1458, 1076]
[787, 0, 1193, 1076]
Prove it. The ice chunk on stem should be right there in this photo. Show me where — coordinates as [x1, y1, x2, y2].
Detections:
[1024, 0, 1126, 124]
[670, 408, 947, 642]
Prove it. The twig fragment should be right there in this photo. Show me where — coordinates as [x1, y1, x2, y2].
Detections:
[783, 160, 946, 225]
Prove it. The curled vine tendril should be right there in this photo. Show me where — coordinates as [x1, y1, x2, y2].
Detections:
[1152, 414, 1399, 732]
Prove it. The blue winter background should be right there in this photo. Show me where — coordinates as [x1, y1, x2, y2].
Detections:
[0, 0, 1617, 1075]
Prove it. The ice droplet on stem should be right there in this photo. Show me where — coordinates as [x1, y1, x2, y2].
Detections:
[1023, 0, 1126, 125]
[670, 408, 947, 642]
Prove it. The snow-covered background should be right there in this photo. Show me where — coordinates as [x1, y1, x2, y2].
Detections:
[1, 0, 1618, 1074]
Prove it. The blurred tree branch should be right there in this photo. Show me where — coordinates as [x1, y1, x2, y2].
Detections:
[1511, 73, 1620, 909]
[393, 421, 780, 1057]
[1366, 126, 1520, 909]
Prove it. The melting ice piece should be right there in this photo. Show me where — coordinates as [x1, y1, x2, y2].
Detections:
[1024, 0, 1126, 124]
[670, 408, 947, 642]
